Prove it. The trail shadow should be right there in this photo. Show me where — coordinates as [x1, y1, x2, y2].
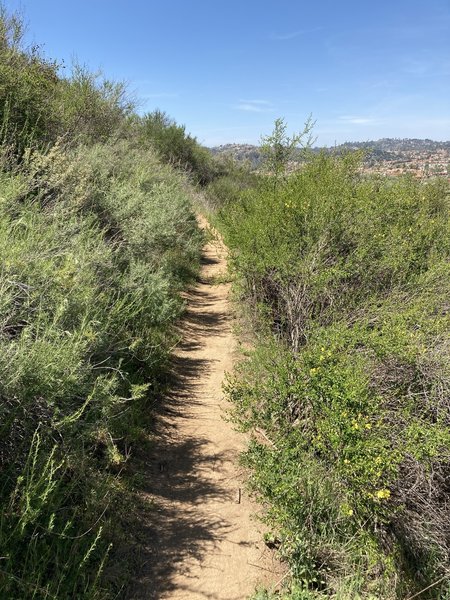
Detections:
[126, 439, 236, 599]
[125, 275, 237, 599]
[175, 287, 230, 350]
[200, 254, 220, 267]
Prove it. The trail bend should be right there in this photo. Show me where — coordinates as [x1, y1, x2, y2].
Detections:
[128, 216, 277, 600]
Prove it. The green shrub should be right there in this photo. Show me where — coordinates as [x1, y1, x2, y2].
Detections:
[0, 6, 203, 596]
[57, 65, 134, 145]
[221, 153, 449, 349]
[0, 7, 60, 156]
[219, 132, 450, 598]
[0, 8, 133, 160]
[205, 155, 260, 210]
[0, 139, 202, 598]
[139, 109, 217, 185]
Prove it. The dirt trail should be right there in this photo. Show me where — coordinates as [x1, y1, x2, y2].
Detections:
[128, 217, 277, 599]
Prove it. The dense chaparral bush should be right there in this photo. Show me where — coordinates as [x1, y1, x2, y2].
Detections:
[216, 120, 450, 598]
[0, 6, 204, 597]
[0, 9, 134, 159]
[138, 109, 219, 186]
[0, 138, 202, 599]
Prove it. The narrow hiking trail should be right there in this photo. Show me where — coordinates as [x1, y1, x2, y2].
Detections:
[129, 217, 278, 599]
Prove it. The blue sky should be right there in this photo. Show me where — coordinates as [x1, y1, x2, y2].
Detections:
[4, 0, 450, 146]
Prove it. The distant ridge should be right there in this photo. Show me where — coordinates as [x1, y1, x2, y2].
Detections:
[210, 138, 450, 156]
[209, 138, 450, 177]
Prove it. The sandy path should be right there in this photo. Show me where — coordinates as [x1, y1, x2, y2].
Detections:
[128, 218, 277, 599]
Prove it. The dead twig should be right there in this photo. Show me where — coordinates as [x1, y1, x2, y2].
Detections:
[404, 574, 449, 600]
[254, 427, 278, 450]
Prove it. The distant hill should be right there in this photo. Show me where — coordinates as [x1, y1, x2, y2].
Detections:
[209, 143, 263, 167]
[210, 138, 450, 165]
[209, 138, 450, 178]
[336, 138, 450, 152]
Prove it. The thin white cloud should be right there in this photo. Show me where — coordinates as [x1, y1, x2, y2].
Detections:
[235, 104, 267, 113]
[402, 58, 432, 76]
[240, 99, 271, 105]
[270, 27, 323, 41]
[233, 99, 274, 113]
[339, 115, 374, 125]
[400, 55, 450, 78]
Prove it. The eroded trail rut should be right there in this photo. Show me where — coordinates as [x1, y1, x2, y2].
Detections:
[129, 219, 275, 599]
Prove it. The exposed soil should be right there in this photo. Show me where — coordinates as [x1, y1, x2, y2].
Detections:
[127, 217, 279, 599]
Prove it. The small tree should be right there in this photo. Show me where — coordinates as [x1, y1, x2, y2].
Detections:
[260, 115, 316, 182]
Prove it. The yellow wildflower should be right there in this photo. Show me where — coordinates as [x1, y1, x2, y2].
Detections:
[376, 489, 391, 500]
[341, 503, 354, 516]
